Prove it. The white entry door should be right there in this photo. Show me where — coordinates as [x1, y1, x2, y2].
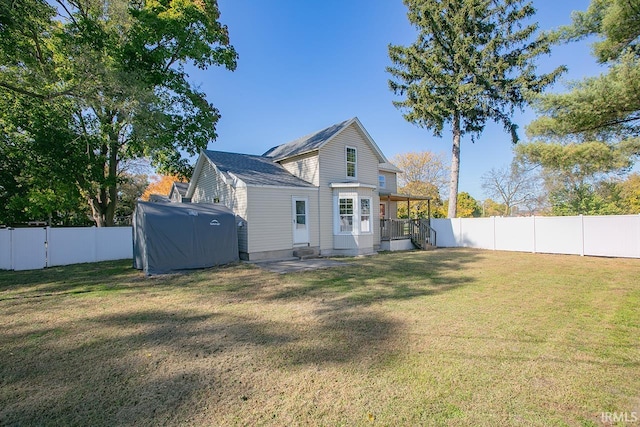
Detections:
[292, 197, 309, 244]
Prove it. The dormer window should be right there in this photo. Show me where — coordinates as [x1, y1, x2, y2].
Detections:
[378, 175, 386, 189]
[346, 147, 357, 178]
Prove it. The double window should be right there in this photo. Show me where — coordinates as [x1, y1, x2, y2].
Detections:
[337, 196, 372, 235]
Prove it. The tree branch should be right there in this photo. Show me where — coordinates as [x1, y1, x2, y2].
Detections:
[0, 81, 78, 100]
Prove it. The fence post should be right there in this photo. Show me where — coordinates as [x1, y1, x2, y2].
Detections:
[532, 216, 536, 254]
[493, 216, 497, 251]
[45, 227, 50, 267]
[580, 214, 585, 256]
[92, 226, 98, 263]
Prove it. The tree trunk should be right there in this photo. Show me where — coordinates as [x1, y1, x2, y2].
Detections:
[448, 112, 461, 218]
[89, 196, 107, 227]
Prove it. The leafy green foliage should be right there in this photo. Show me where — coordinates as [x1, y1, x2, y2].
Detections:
[396, 181, 444, 219]
[114, 173, 149, 225]
[480, 198, 507, 217]
[388, 0, 563, 217]
[442, 192, 481, 218]
[516, 139, 640, 179]
[0, 0, 237, 226]
[393, 151, 448, 219]
[618, 173, 640, 213]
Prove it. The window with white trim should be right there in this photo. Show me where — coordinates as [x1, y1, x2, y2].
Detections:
[360, 198, 371, 233]
[378, 175, 386, 189]
[339, 198, 354, 233]
[346, 147, 357, 178]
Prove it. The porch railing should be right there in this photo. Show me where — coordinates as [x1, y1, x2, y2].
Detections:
[380, 219, 437, 248]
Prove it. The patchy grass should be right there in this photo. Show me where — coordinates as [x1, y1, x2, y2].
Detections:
[0, 249, 638, 426]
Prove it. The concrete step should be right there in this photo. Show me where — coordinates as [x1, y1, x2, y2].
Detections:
[293, 247, 319, 259]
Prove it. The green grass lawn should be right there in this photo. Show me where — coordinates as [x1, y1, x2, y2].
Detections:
[0, 249, 638, 426]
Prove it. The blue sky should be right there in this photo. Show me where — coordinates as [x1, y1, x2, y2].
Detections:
[189, 0, 603, 200]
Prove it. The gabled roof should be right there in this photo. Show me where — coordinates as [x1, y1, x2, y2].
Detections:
[171, 182, 189, 197]
[202, 150, 316, 188]
[379, 162, 402, 173]
[262, 117, 388, 163]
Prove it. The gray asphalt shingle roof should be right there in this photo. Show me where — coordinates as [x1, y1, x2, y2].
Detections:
[203, 150, 316, 188]
[172, 182, 189, 196]
[262, 119, 352, 160]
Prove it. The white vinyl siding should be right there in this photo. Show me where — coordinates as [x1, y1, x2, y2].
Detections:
[379, 170, 397, 192]
[245, 187, 318, 253]
[191, 160, 248, 252]
[279, 152, 319, 186]
[317, 123, 381, 252]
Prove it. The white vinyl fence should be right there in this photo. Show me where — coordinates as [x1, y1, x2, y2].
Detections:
[0, 227, 133, 271]
[431, 215, 640, 258]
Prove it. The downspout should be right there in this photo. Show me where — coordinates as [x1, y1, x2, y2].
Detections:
[317, 157, 322, 254]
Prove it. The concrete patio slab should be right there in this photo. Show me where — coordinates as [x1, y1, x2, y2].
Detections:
[251, 258, 349, 274]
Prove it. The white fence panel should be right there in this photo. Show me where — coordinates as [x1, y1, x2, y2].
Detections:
[0, 226, 133, 271]
[48, 227, 97, 267]
[534, 216, 583, 255]
[95, 227, 133, 261]
[495, 217, 535, 252]
[431, 218, 461, 247]
[460, 218, 494, 249]
[0, 229, 12, 270]
[431, 215, 640, 258]
[12, 228, 47, 271]
[583, 215, 640, 258]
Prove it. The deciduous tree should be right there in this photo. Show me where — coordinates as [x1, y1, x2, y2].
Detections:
[481, 161, 543, 216]
[442, 192, 481, 218]
[141, 175, 184, 201]
[0, 0, 237, 226]
[392, 151, 449, 196]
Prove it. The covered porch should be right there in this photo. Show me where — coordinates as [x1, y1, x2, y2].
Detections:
[378, 192, 436, 250]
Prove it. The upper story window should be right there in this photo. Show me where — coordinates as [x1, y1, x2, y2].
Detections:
[378, 175, 386, 189]
[346, 147, 357, 178]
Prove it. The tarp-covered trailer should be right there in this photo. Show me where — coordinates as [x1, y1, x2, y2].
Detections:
[133, 202, 239, 275]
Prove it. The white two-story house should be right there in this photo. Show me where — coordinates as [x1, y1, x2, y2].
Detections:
[185, 117, 431, 260]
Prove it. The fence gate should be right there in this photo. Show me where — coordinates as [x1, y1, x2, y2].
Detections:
[11, 228, 47, 271]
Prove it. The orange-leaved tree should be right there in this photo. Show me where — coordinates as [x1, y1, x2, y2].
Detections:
[141, 175, 185, 201]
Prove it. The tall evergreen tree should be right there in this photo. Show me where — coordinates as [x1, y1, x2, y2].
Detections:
[522, 0, 640, 167]
[387, 0, 563, 217]
[517, 0, 640, 215]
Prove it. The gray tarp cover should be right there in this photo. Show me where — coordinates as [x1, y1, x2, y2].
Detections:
[133, 202, 239, 274]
